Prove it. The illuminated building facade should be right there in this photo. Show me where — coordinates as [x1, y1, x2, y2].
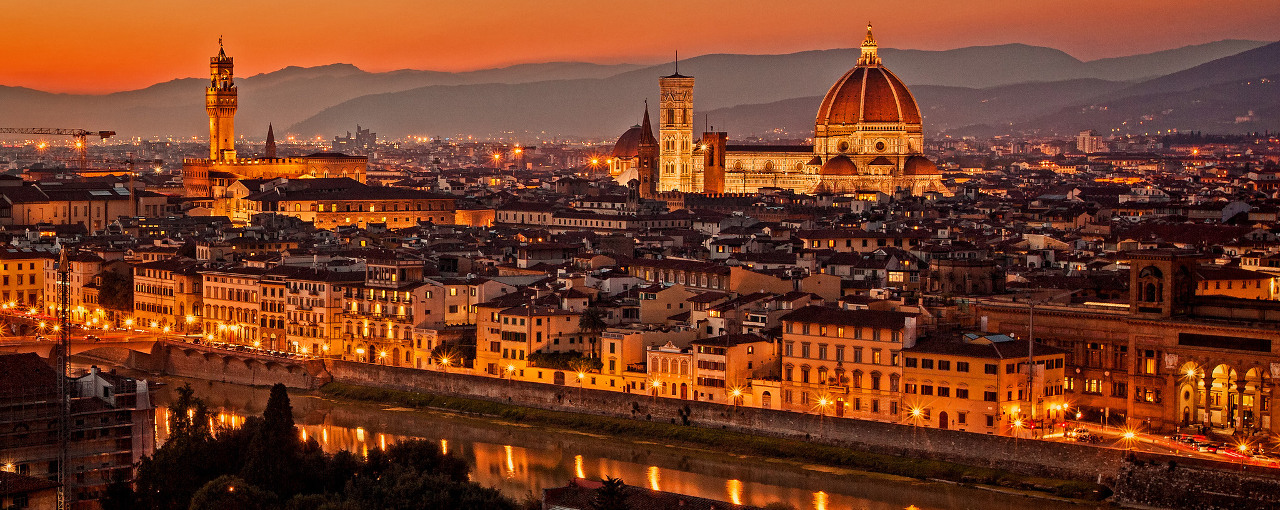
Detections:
[615, 25, 949, 197]
[183, 42, 367, 197]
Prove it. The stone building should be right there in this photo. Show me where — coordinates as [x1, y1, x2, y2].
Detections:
[776, 305, 919, 420]
[613, 24, 949, 197]
[976, 249, 1280, 434]
[183, 41, 367, 197]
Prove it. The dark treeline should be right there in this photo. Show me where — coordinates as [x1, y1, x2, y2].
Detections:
[103, 383, 531, 510]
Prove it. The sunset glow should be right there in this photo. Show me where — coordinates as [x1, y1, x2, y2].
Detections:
[2, 0, 1277, 93]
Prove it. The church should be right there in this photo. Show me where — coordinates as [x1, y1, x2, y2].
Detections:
[611, 25, 950, 198]
[182, 41, 367, 198]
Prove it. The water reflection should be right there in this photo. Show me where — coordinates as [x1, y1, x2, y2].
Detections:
[152, 380, 1103, 510]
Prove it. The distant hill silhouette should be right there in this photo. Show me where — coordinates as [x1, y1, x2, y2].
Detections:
[997, 40, 1280, 135]
[0, 40, 1269, 139]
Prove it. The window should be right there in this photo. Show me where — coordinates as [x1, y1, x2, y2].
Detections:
[937, 387, 950, 397]
[1084, 379, 1103, 394]
[801, 343, 811, 358]
[872, 350, 881, 365]
[956, 388, 969, 399]
[921, 385, 934, 396]
[956, 362, 970, 372]
[904, 383, 917, 394]
[920, 358, 933, 369]
[983, 391, 998, 402]
[984, 363, 998, 375]
[817, 344, 827, 360]
[938, 360, 950, 371]
[904, 357, 917, 368]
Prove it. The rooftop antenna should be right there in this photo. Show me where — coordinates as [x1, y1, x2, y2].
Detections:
[675, 51, 679, 75]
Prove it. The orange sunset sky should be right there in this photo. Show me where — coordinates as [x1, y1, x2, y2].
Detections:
[3, 0, 1279, 94]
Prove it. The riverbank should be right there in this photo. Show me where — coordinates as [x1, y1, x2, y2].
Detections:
[320, 381, 1111, 501]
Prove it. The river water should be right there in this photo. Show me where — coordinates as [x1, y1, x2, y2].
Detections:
[148, 377, 1104, 510]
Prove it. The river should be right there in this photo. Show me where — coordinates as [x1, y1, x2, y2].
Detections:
[145, 375, 1104, 510]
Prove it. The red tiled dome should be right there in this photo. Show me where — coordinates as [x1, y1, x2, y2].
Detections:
[815, 65, 921, 126]
[611, 125, 643, 158]
[820, 155, 858, 176]
[903, 155, 939, 175]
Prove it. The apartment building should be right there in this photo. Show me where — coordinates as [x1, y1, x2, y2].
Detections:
[777, 305, 918, 421]
[901, 333, 1068, 434]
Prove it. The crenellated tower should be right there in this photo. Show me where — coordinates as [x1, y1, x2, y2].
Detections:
[658, 59, 694, 192]
[207, 38, 238, 161]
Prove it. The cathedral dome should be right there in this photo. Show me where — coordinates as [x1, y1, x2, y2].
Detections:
[814, 25, 921, 127]
[903, 155, 940, 175]
[611, 125, 644, 158]
[820, 155, 858, 176]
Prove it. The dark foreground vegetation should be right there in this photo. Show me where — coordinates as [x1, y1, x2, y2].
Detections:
[104, 383, 530, 510]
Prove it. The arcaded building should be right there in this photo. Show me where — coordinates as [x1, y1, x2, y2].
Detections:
[612, 25, 949, 197]
[977, 250, 1280, 435]
[182, 41, 367, 197]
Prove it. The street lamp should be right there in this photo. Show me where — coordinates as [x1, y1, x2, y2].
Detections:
[576, 371, 586, 403]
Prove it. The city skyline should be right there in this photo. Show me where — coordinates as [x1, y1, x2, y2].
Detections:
[2, 0, 1278, 94]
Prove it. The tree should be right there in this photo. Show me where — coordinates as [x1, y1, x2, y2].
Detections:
[241, 384, 302, 498]
[578, 308, 609, 358]
[589, 477, 630, 510]
[386, 439, 468, 483]
[97, 270, 133, 312]
[133, 384, 218, 509]
[189, 475, 278, 510]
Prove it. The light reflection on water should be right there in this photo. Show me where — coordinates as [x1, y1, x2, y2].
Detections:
[152, 383, 1102, 510]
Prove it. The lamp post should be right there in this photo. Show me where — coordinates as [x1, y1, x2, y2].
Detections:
[817, 397, 831, 435]
[576, 371, 586, 404]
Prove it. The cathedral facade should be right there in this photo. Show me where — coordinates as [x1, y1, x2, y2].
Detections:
[183, 41, 367, 197]
[611, 25, 949, 198]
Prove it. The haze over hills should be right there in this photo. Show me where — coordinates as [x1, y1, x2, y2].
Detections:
[0, 39, 1271, 141]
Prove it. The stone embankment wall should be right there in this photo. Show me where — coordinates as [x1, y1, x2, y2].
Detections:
[326, 359, 1124, 483]
[140, 342, 327, 389]
[1113, 456, 1280, 509]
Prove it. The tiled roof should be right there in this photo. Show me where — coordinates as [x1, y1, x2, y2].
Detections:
[780, 305, 915, 329]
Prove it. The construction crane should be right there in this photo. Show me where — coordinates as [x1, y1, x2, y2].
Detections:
[0, 128, 116, 171]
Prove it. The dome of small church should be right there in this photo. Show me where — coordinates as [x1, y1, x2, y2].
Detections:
[820, 155, 858, 175]
[814, 25, 921, 127]
[903, 155, 940, 175]
[611, 125, 644, 158]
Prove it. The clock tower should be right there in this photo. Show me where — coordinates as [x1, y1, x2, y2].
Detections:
[207, 38, 238, 161]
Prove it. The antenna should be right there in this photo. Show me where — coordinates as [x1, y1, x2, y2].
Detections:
[674, 51, 679, 74]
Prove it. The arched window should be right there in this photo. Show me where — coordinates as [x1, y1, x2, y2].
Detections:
[889, 373, 900, 392]
[851, 370, 863, 388]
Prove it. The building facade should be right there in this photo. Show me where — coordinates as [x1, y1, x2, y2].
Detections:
[616, 25, 949, 197]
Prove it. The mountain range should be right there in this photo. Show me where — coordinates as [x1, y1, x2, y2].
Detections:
[0, 39, 1275, 142]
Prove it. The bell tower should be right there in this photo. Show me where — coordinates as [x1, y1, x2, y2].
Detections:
[207, 37, 238, 161]
[658, 57, 694, 192]
[636, 102, 659, 199]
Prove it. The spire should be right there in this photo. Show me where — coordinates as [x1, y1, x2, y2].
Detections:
[265, 124, 277, 158]
[217, 35, 227, 59]
[858, 22, 881, 66]
[639, 100, 657, 144]
[664, 51, 688, 78]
